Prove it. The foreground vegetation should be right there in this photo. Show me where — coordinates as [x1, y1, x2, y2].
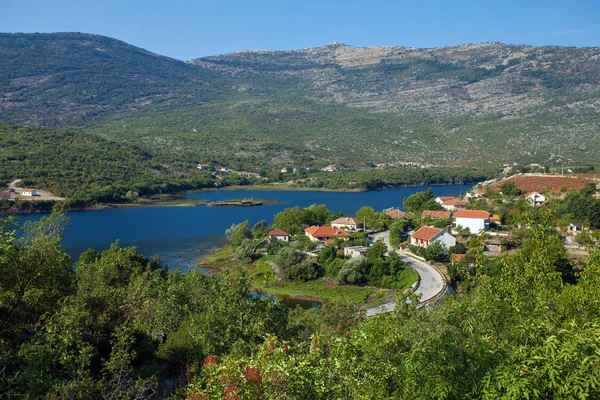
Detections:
[2, 204, 600, 398]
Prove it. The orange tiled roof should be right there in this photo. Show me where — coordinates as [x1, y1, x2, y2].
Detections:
[304, 226, 350, 238]
[437, 196, 455, 202]
[443, 198, 466, 206]
[422, 210, 451, 219]
[411, 226, 443, 241]
[387, 209, 408, 219]
[490, 214, 501, 222]
[453, 210, 491, 219]
[267, 228, 289, 237]
[331, 217, 362, 225]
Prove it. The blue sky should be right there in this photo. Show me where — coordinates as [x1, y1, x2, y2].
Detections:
[2, 0, 598, 60]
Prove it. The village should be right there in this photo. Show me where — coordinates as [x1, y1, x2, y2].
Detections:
[207, 172, 600, 311]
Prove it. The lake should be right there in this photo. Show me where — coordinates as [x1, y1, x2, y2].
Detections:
[17, 185, 472, 270]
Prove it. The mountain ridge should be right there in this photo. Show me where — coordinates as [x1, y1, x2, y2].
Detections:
[1, 32, 599, 170]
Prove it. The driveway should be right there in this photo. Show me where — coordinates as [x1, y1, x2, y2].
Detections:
[370, 230, 445, 306]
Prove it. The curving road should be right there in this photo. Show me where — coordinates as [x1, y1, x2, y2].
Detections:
[364, 231, 446, 317]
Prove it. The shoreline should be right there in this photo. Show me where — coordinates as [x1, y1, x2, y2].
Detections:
[2, 181, 477, 215]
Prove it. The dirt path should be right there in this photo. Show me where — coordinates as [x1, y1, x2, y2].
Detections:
[9, 179, 66, 201]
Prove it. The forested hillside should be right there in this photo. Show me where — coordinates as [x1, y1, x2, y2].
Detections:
[0, 124, 217, 203]
[1, 33, 599, 170]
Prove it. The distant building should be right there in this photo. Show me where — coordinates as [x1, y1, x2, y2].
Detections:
[526, 192, 546, 206]
[0, 191, 10, 199]
[440, 198, 467, 211]
[330, 217, 363, 231]
[422, 210, 452, 220]
[321, 165, 343, 172]
[566, 223, 581, 236]
[386, 209, 408, 219]
[453, 210, 491, 234]
[266, 228, 290, 242]
[435, 196, 455, 205]
[410, 226, 456, 249]
[197, 164, 211, 170]
[20, 189, 36, 197]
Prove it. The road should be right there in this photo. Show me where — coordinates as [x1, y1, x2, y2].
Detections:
[364, 231, 446, 317]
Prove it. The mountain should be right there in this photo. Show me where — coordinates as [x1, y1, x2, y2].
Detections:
[195, 42, 600, 117]
[1, 33, 599, 169]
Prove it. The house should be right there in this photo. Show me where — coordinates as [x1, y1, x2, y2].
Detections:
[410, 226, 456, 249]
[566, 223, 581, 236]
[266, 228, 290, 242]
[422, 210, 451, 220]
[331, 217, 363, 231]
[435, 196, 455, 205]
[386, 209, 408, 219]
[0, 191, 10, 199]
[490, 214, 502, 224]
[197, 164, 210, 170]
[344, 246, 368, 258]
[440, 198, 467, 211]
[453, 210, 491, 234]
[321, 165, 343, 172]
[19, 189, 37, 197]
[304, 226, 350, 242]
[526, 192, 546, 206]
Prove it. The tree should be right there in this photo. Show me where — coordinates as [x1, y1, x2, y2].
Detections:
[389, 217, 411, 247]
[235, 239, 254, 262]
[424, 241, 448, 262]
[317, 245, 340, 272]
[365, 240, 387, 262]
[252, 220, 269, 239]
[403, 188, 434, 213]
[500, 181, 521, 196]
[225, 220, 252, 247]
[284, 259, 321, 282]
[356, 206, 376, 229]
[337, 256, 369, 284]
[0, 212, 74, 336]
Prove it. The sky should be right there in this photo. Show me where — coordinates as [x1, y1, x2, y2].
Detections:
[2, 0, 599, 60]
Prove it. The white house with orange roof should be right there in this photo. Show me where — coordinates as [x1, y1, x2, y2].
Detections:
[304, 226, 350, 242]
[440, 198, 467, 211]
[453, 210, 492, 234]
[330, 217, 363, 231]
[266, 228, 290, 242]
[410, 226, 456, 249]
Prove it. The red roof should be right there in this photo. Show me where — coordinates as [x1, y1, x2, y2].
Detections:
[331, 217, 362, 225]
[305, 226, 350, 239]
[422, 210, 451, 219]
[411, 226, 443, 241]
[442, 198, 466, 207]
[490, 214, 501, 222]
[453, 210, 491, 219]
[0, 191, 10, 196]
[267, 228, 289, 237]
[386, 209, 408, 219]
[437, 196, 454, 202]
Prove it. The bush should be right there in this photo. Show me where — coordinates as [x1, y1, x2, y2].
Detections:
[235, 239, 254, 262]
[337, 256, 369, 284]
[284, 259, 322, 282]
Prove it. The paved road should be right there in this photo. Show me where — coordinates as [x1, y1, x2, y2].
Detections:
[364, 231, 446, 316]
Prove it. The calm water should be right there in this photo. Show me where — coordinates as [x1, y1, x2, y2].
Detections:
[17, 185, 471, 270]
